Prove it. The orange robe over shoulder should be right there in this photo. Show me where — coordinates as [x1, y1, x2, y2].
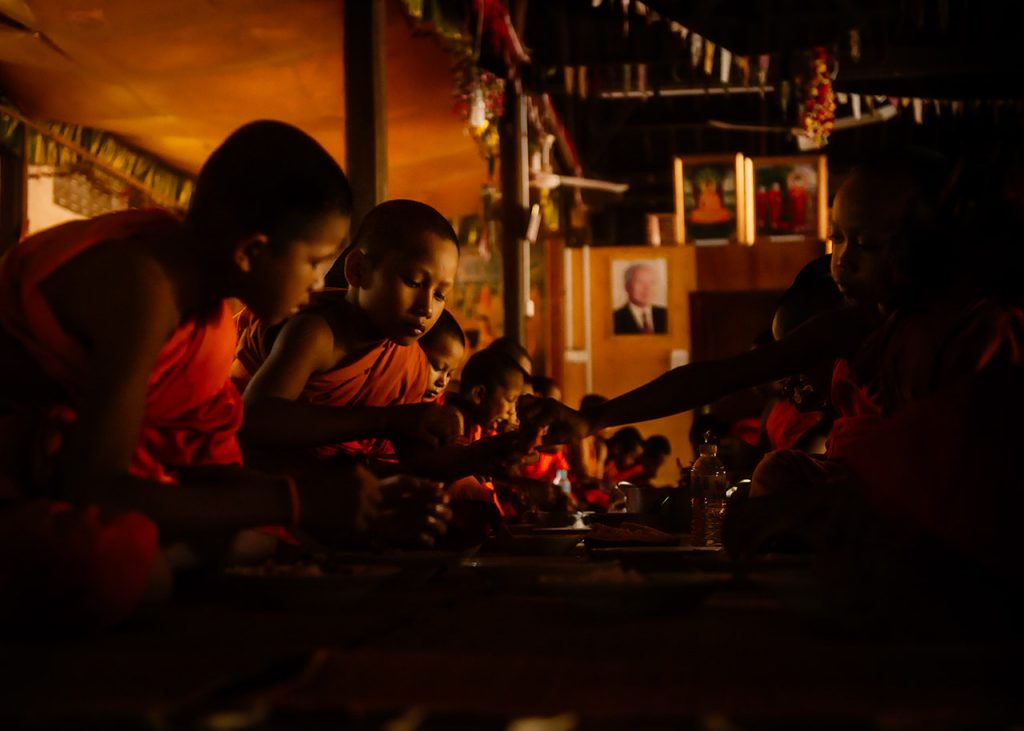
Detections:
[0, 209, 244, 625]
[0, 209, 244, 486]
[825, 299, 1024, 571]
[233, 289, 429, 459]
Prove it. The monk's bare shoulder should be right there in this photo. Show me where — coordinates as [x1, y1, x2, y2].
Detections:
[41, 235, 182, 348]
[270, 308, 340, 375]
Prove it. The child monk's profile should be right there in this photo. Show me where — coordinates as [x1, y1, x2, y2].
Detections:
[418, 310, 466, 402]
[0, 120, 446, 627]
[232, 199, 464, 463]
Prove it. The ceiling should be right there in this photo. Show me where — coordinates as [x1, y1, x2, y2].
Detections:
[0, 0, 490, 217]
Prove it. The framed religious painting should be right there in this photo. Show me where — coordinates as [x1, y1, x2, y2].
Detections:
[751, 155, 828, 242]
[610, 257, 669, 336]
[673, 154, 746, 245]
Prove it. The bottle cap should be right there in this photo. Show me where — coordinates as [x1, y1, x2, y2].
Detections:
[699, 430, 718, 456]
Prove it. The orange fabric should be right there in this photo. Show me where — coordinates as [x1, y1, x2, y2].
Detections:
[520, 448, 570, 483]
[823, 300, 1024, 572]
[764, 400, 825, 451]
[233, 289, 429, 459]
[0, 210, 244, 486]
[448, 422, 504, 515]
[0, 499, 159, 627]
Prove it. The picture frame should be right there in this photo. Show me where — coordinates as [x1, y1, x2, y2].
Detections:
[751, 155, 828, 242]
[610, 257, 669, 336]
[673, 154, 746, 245]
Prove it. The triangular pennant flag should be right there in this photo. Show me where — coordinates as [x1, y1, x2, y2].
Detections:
[852, 93, 862, 119]
[719, 48, 732, 84]
[912, 98, 924, 124]
[836, 92, 849, 104]
[736, 56, 750, 86]
[691, 33, 703, 69]
[703, 39, 716, 75]
[757, 54, 770, 88]
[564, 66, 575, 96]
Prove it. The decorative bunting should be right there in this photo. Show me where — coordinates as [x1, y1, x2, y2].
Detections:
[690, 33, 703, 69]
[735, 55, 750, 86]
[719, 48, 732, 84]
[757, 54, 770, 88]
[703, 39, 716, 75]
[849, 29, 861, 62]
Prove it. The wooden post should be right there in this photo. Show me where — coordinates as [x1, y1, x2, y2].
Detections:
[328, 0, 387, 286]
[500, 82, 529, 343]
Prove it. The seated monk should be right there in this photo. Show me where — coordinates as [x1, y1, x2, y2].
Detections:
[231, 200, 464, 468]
[0, 121, 447, 628]
[529, 149, 1024, 592]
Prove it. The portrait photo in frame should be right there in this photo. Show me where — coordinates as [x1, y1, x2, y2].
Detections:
[610, 257, 669, 335]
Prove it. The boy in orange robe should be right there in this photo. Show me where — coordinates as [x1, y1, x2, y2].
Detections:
[230, 200, 465, 465]
[533, 151, 1024, 582]
[417, 309, 466, 404]
[0, 121, 446, 627]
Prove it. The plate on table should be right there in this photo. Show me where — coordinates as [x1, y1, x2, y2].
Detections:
[583, 521, 682, 549]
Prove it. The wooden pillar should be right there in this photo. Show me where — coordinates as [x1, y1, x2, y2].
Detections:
[0, 137, 26, 255]
[328, 0, 387, 286]
[500, 82, 529, 342]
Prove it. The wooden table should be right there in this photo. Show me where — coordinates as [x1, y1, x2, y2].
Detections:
[2, 538, 1020, 730]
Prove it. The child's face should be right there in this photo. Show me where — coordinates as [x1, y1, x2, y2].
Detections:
[246, 213, 348, 324]
[478, 368, 525, 431]
[422, 335, 465, 401]
[829, 175, 910, 309]
[355, 232, 459, 345]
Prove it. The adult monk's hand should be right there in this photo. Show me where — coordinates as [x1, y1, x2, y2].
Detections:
[387, 402, 464, 448]
[369, 475, 451, 549]
[517, 395, 593, 445]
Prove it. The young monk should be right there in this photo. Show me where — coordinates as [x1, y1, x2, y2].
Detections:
[442, 349, 538, 514]
[418, 310, 466, 403]
[535, 151, 1024, 580]
[757, 255, 842, 454]
[0, 121, 446, 627]
[232, 199, 464, 463]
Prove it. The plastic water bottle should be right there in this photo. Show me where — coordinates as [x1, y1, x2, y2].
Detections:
[553, 469, 572, 498]
[690, 432, 728, 547]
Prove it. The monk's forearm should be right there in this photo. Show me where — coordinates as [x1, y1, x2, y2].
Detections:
[64, 470, 294, 541]
[240, 397, 393, 448]
[397, 443, 481, 481]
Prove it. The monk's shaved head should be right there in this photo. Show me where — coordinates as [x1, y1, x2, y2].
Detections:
[351, 200, 459, 261]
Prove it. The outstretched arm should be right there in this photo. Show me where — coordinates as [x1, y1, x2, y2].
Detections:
[592, 307, 872, 429]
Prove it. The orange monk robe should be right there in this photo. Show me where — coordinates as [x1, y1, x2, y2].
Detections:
[826, 300, 1024, 572]
[519, 447, 571, 484]
[445, 423, 507, 515]
[0, 209, 244, 625]
[764, 400, 826, 451]
[233, 289, 429, 460]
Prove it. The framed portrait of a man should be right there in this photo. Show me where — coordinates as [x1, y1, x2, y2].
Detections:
[611, 258, 669, 335]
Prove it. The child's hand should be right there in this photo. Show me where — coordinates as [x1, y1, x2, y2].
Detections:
[388, 403, 464, 448]
[466, 432, 536, 477]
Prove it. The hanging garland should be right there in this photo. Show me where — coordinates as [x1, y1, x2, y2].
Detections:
[800, 47, 837, 148]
